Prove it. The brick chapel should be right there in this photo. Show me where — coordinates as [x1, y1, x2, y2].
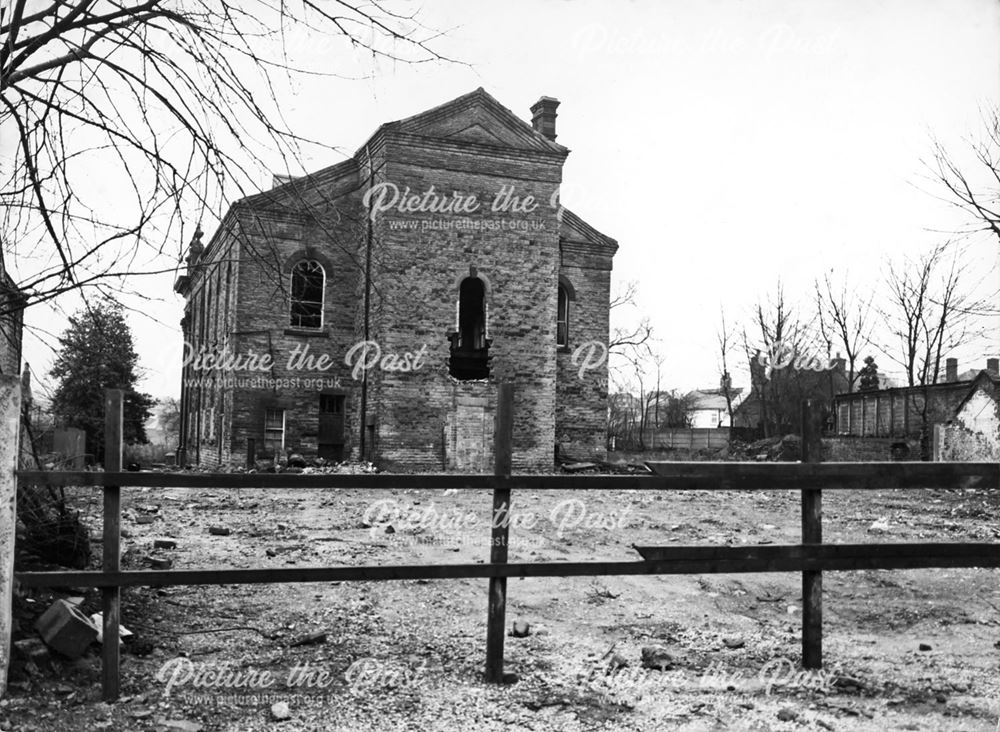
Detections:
[175, 88, 617, 470]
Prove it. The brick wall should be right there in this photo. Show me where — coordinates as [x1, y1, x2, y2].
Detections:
[366, 136, 564, 470]
[556, 235, 613, 460]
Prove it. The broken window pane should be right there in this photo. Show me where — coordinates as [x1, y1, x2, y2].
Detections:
[290, 260, 325, 328]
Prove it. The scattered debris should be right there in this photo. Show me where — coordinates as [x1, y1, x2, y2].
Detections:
[722, 635, 745, 649]
[777, 707, 798, 722]
[868, 517, 891, 534]
[640, 644, 681, 671]
[729, 434, 801, 462]
[608, 652, 629, 670]
[510, 621, 531, 638]
[208, 526, 231, 536]
[88, 613, 133, 644]
[154, 538, 177, 550]
[270, 702, 291, 721]
[289, 631, 327, 647]
[919, 643, 932, 651]
[145, 556, 173, 570]
[156, 719, 203, 732]
[135, 515, 156, 525]
[13, 637, 51, 666]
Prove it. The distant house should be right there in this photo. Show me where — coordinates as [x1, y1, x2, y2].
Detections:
[686, 388, 744, 428]
[953, 370, 1000, 438]
[0, 257, 24, 378]
[833, 357, 1000, 439]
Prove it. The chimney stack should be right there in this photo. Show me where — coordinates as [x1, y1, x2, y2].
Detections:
[987, 358, 999, 376]
[530, 97, 560, 141]
[945, 357, 958, 383]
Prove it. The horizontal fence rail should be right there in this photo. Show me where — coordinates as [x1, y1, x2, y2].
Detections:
[15, 461, 999, 491]
[8, 388, 1000, 702]
[15, 543, 1000, 589]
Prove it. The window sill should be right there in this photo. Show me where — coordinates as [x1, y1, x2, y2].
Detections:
[284, 328, 329, 338]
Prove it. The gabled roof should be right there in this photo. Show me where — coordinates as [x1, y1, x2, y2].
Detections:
[365, 87, 568, 156]
[686, 388, 744, 411]
[954, 370, 1000, 415]
[193, 89, 617, 269]
[560, 208, 617, 251]
[240, 89, 569, 214]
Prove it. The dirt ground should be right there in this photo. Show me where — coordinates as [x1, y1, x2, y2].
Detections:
[4, 476, 1000, 731]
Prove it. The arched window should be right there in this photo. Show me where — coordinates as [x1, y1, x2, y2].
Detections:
[557, 284, 569, 347]
[289, 260, 325, 329]
[449, 276, 490, 380]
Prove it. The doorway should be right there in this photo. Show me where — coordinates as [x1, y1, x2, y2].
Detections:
[318, 393, 345, 461]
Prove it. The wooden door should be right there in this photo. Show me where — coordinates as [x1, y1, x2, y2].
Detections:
[318, 394, 345, 461]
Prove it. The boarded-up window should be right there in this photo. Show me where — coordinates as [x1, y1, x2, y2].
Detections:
[289, 260, 325, 329]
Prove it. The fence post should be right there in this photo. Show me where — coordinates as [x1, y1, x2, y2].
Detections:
[102, 389, 123, 701]
[0, 376, 23, 698]
[801, 398, 823, 669]
[485, 382, 514, 683]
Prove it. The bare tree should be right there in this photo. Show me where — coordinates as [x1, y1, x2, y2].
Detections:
[609, 280, 653, 355]
[606, 388, 640, 451]
[741, 282, 837, 437]
[1, 1, 453, 313]
[928, 106, 1000, 243]
[716, 307, 737, 431]
[877, 242, 997, 457]
[879, 243, 993, 387]
[815, 272, 874, 393]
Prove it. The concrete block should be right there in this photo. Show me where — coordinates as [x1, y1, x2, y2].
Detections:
[34, 599, 98, 658]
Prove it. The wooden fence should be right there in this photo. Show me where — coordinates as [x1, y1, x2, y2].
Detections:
[643, 427, 730, 450]
[4, 385, 999, 702]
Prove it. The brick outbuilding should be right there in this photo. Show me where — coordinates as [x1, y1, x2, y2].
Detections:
[175, 88, 617, 470]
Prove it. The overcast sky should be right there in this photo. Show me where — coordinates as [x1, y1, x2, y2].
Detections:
[17, 0, 1000, 400]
